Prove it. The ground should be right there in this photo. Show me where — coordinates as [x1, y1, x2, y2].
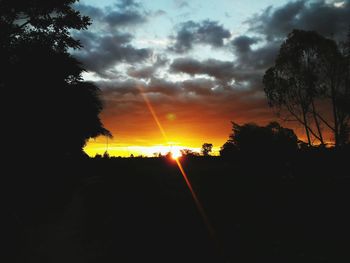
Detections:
[4, 151, 350, 263]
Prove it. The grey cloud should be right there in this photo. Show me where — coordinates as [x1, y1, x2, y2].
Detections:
[236, 41, 280, 70]
[73, 1, 152, 76]
[106, 0, 147, 27]
[104, 10, 147, 27]
[248, 0, 350, 41]
[74, 31, 99, 51]
[127, 55, 169, 79]
[168, 20, 231, 53]
[231, 36, 259, 54]
[147, 78, 181, 95]
[98, 78, 182, 96]
[75, 4, 105, 21]
[127, 66, 156, 79]
[75, 32, 152, 75]
[228, 0, 350, 96]
[116, 0, 141, 9]
[182, 79, 216, 95]
[170, 58, 235, 82]
[76, 1, 148, 28]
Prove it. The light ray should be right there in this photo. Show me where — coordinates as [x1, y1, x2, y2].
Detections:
[138, 86, 169, 141]
[137, 85, 216, 237]
[175, 158, 216, 238]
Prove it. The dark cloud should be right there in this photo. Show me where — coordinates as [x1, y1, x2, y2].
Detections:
[226, 0, 350, 97]
[168, 20, 231, 53]
[127, 55, 169, 79]
[75, 31, 99, 51]
[248, 0, 350, 41]
[73, 1, 151, 76]
[182, 78, 216, 95]
[74, 32, 152, 75]
[76, 1, 148, 28]
[235, 41, 280, 71]
[104, 10, 147, 27]
[231, 35, 259, 54]
[98, 76, 273, 144]
[75, 4, 105, 21]
[127, 66, 156, 79]
[170, 58, 235, 82]
[116, 0, 141, 9]
[98, 74, 226, 98]
[106, 0, 147, 27]
[98, 78, 182, 96]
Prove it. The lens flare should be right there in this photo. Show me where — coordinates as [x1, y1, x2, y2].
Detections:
[137, 85, 217, 239]
[170, 148, 182, 160]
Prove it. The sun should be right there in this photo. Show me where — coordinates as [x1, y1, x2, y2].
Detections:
[170, 148, 182, 160]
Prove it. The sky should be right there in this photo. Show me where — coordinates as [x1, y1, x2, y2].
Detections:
[72, 0, 350, 156]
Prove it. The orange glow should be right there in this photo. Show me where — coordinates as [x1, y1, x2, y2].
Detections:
[170, 148, 182, 160]
[135, 85, 216, 240]
[138, 85, 169, 142]
[85, 81, 337, 157]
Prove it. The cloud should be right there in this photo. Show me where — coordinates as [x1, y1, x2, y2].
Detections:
[235, 40, 280, 71]
[116, 0, 141, 9]
[227, 0, 350, 96]
[97, 75, 273, 148]
[104, 10, 147, 27]
[247, 0, 350, 41]
[106, 0, 148, 27]
[76, 1, 148, 28]
[75, 32, 152, 75]
[168, 20, 231, 53]
[127, 55, 169, 79]
[182, 78, 217, 95]
[170, 58, 235, 83]
[75, 4, 105, 21]
[173, 0, 189, 9]
[73, 1, 152, 76]
[97, 78, 182, 97]
[230, 35, 259, 54]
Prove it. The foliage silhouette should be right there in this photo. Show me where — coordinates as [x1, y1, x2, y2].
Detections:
[220, 121, 298, 158]
[0, 0, 111, 158]
[181, 149, 200, 157]
[263, 29, 350, 147]
[201, 143, 213, 156]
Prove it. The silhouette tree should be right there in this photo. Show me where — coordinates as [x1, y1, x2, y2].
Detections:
[219, 141, 239, 158]
[0, 0, 111, 157]
[221, 122, 298, 157]
[338, 28, 350, 145]
[180, 149, 200, 157]
[263, 29, 350, 147]
[201, 143, 213, 156]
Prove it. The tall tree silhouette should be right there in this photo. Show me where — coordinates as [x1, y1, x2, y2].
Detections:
[0, 0, 111, 157]
[263, 30, 350, 147]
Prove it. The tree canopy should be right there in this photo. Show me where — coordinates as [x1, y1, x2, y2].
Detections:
[201, 143, 213, 156]
[263, 29, 350, 147]
[220, 122, 298, 157]
[1, 0, 111, 157]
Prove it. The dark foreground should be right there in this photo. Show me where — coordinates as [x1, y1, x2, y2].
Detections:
[4, 150, 350, 263]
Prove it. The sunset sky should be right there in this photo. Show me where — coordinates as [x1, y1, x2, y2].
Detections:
[73, 0, 350, 156]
